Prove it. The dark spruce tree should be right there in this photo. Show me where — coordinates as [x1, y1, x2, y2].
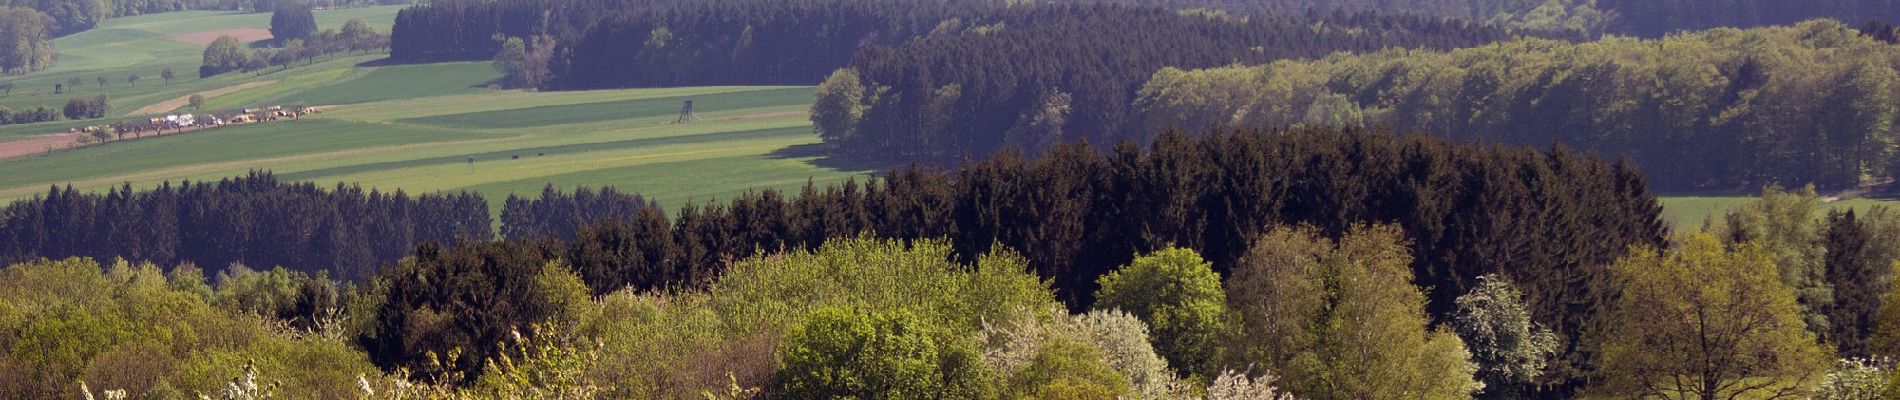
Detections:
[0, 171, 491, 281]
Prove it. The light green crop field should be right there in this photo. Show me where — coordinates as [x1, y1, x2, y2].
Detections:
[0, 85, 875, 215]
[0, 5, 411, 141]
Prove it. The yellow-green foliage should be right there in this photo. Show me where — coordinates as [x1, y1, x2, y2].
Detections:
[0, 258, 376, 399]
[581, 237, 1055, 399]
[711, 237, 1054, 333]
[1224, 225, 1479, 400]
[1592, 233, 1833, 399]
[1713, 185, 1832, 336]
[1007, 338, 1133, 400]
[776, 307, 951, 399]
[1095, 247, 1231, 380]
[1134, 20, 1900, 189]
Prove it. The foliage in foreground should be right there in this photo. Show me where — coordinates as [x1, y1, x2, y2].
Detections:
[0, 258, 376, 399]
[1222, 225, 1480, 400]
[1592, 232, 1833, 399]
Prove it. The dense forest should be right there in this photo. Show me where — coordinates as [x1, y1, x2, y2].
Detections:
[1070, 0, 1900, 36]
[0, 172, 492, 281]
[1127, 20, 1900, 191]
[389, 0, 1520, 89]
[0, 128, 1674, 397]
[814, 7, 1518, 162]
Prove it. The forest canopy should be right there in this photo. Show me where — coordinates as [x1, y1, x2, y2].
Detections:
[0, 6, 53, 75]
[813, 6, 1519, 162]
[1132, 20, 1900, 191]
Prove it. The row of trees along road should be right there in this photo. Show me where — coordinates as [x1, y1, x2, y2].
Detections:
[200, 16, 385, 77]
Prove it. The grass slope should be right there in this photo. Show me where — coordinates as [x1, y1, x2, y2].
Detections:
[1658, 196, 1900, 228]
[0, 5, 414, 139]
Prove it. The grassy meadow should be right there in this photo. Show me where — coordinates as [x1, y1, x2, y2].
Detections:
[0, 5, 409, 141]
[0, 84, 872, 215]
[0, 5, 880, 216]
[1658, 195, 1900, 228]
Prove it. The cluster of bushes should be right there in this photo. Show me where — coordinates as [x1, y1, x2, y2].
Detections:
[60, 94, 104, 119]
[0, 258, 378, 399]
[199, 18, 387, 77]
[0, 104, 61, 124]
[1130, 21, 1900, 192]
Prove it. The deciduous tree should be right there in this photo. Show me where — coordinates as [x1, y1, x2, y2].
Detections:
[268, 0, 314, 42]
[1225, 225, 1480, 400]
[1592, 233, 1832, 399]
[1454, 274, 1558, 399]
[1094, 247, 1229, 379]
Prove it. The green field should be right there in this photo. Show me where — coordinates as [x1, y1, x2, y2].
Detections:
[0, 84, 871, 215]
[0, 5, 418, 140]
[1659, 196, 1900, 228]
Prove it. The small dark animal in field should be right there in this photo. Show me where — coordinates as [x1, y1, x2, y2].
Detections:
[512, 155, 520, 160]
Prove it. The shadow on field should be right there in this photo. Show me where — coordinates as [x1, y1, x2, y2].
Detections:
[767, 143, 899, 172]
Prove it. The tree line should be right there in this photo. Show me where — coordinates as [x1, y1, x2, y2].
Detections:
[814, 6, 1521, 162]
[389, 0, 1520, 91]
[6, 0, 235, 37]
[392, 0, 990, 87]
[0, 171, 492, 281]
[0, 0, 375, 38]
[0, 6, 53, 75]
[1130, 20, 1900, 192]
[200, 17, 387, 77]
[1057, 0, 1900, 37]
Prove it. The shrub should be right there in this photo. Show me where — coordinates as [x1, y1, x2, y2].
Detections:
[1815, 358, 1890, 400]
[1094, 247, 1230, 379]
[775, 307, 945, 399]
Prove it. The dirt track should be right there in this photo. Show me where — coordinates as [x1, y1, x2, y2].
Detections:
[129, 80, 277, 116]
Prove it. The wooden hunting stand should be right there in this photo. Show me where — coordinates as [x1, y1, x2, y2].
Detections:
[675, 100, 700, 124]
